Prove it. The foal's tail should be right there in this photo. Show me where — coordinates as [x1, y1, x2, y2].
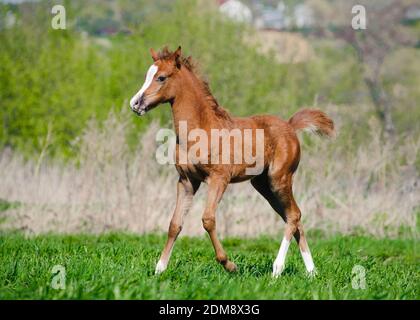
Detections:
[289, 108, 335, 138]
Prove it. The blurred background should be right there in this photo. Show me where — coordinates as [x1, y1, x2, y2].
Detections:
[0, 0, 419, 237]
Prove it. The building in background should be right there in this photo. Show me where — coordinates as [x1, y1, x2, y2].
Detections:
[218, 0, 253, 23]
[404, 4, 420, 22]
[218, 0, 314, 31]
[254, 5, 286, 30]
[292, 2, 314, 29]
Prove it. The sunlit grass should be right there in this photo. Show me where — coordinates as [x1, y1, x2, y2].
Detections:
[0, 233, 418, 299]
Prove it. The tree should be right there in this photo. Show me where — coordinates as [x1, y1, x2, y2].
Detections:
[309, 0, 417, 138]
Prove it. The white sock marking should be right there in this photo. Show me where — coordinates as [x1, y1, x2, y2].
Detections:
[301, 250, 316, 275]
[155, 246, 174, 275]
[130, 64, 158, 109]
[155, 260, 167, 274]
[272, 237, 290, 277]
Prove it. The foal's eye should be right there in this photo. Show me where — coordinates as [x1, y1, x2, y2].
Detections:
[157, 76, 167, 82]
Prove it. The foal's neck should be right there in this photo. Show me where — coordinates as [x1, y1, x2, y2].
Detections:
[170, 68, 231, 135]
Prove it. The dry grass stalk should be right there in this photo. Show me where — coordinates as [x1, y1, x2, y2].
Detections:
[0, 109, 418, 238]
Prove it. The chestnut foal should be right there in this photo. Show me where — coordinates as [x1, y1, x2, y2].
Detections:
[130, 47, 334, 277]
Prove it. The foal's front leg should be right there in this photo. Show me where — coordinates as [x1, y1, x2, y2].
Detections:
[155, 177, 199, 274]
[202, 177, 237, 272]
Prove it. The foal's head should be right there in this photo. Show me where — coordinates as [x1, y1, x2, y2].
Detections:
[130, 46, 186, 116]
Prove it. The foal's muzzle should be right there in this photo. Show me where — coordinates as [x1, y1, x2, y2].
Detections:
[130, 95, 147, 116]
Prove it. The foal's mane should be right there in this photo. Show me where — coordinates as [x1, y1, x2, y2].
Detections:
[157, 47, 231, 121]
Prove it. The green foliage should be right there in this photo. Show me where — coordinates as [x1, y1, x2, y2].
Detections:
[0, 199, 19, 212]
[0, 232, 418, 299]
[0, 0, 350, 158]
[0, 0, 418, 159]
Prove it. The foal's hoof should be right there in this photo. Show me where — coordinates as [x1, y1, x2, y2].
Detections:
[272, 261, 285, 278]
[224, 261, 237, 273]
[155, 260, 167, 275]
[307, 269, 317, 278]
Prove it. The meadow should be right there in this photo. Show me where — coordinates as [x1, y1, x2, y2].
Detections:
[0, 232, 418, 300]
[0, 0, 419, 301]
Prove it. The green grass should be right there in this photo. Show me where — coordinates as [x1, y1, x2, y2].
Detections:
[0, 233, 418, 299]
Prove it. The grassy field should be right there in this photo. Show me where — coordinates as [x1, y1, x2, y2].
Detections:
[0, 233, 418, 300]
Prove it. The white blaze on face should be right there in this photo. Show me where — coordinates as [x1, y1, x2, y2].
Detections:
[130, 64, 158, 109]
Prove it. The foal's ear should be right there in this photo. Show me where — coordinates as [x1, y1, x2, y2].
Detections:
[150, 48, 158, 62]
[173, 46, 182, 69]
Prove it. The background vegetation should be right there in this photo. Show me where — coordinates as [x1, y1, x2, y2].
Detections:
[1, 0, 419, 159]
[0, 0, 418, 300]
[0, 0, 418, 235]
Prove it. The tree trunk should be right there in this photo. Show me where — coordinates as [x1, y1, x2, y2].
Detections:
[364, 78, 396, 139]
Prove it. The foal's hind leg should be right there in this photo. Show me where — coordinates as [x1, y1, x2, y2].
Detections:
[293, 220, 316, 276]
[251, 173, 316, 277]
[274, 195, 316, 277]
[155, 177, 200, 274]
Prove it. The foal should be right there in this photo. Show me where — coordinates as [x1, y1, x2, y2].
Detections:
[130, 47, 334, 277]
